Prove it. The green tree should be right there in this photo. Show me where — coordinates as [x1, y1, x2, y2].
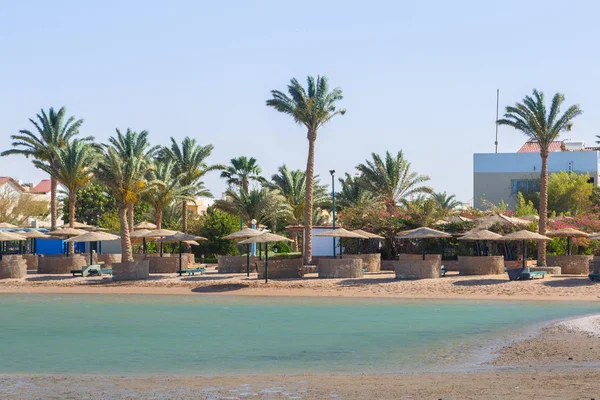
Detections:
[213, 187, 291, 229]
[401, 196, 439, 227]
[269, 165, 329, 225]
[1, 107, 87, 230]
[498, 90, 583, 266]
[144, 160, 193, 229]
[266, 76, 346, 264]
[431, 192, 462, 218]
[96, 129, 155, 262]
[60, 183, 116, 226]
[33, 140, 97, 253]
[356, 151, 432, 212]
[160, 137, 221, 232]
[547, 171, 593, 215]
[514, 192, 539, 217]
[220, 156, 264, 192]
[191, 208, 240, 258]
[336, 173, 374, 211]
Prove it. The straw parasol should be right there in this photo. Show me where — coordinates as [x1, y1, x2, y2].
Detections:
[458, 229, 503, 256]
[545, 228, 589, 256]
[0, 222, 18, 228]
[472, 214, 530, 230]
[20, 230, 50, 254]
[58, 221, 95, 230]
[143, 229, 179, 257]
[351, 229, 384, 255]
[315, 228, 368, 258]
[46, 228, 87, 237]
[157, 233, 207, 273]
[134, 221, 157, 230]
[239, 233, 293, 283]
[396, 227, 452, 260]
[223, 228, 266, 277]
[130, 229, 151, 253]
[500, 230, 551, 269]
[0, 231, 26, 260]
[66, 231, 120, 265]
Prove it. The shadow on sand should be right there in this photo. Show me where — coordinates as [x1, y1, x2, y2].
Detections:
[26, 276, 75, 282]
[542, 277, 596, 288]
[191, 283, 250, 293]
[337, 278, 397, 286]
[181, 276, 231, 282]
[452, 278, 507, 287]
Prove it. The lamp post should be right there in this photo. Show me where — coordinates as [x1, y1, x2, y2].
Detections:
[251, 219, 257, 257]
[330, 170, 336, 258]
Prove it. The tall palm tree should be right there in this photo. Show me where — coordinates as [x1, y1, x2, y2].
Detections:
[213, 187, 291, 229]
[431, 191, 462, 217]
[266, 76, 346, 264]
[96, 130, 156, 262]
[33, 140, 98, 254]
[144, 160, 194, 229]
[356, 151, 432, 212]
[1, 107, 86, 230]
[108, 129, 159, 231]
[336, 173, 375, 211]
[220, 156, 264, 192]
[498, 89, 582, 266]
[160, 137, 222, 232]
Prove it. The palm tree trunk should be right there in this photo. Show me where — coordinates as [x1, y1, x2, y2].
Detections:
[128, 203, 134, 233]
[155, 209, 162, 230]
[120, 202, 133, 262]
[50, 177, 58, 230]
[303, 131, 316, 265]
[242, 179, 248, 193]
[68, 191, 76, 256]
[181, 200, 187, 233]
[538, 151, 549, 267]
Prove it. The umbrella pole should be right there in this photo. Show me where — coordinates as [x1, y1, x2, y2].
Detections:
[143, 238, 147, 254]
[265, 242, 268, 283]
[160, 240, 163, 257]
[0, 240, 3, 261]
[522, 240, 526, 269]
[422, 240, 426, 261]
[357, 238, 360, 255]
[259, 243, 262, 260]
[178, 241, 182, 273]
[567, 236, 571, 256]
[89, 247, 93, 265]
[340, 238, 343, 259]
[246, 244, 250, 277]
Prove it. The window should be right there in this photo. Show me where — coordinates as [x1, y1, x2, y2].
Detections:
[511, 179, 539, 195]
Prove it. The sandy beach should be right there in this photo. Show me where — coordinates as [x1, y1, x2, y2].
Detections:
[2, 316, 599, 399]
[1, 267, 600, 301]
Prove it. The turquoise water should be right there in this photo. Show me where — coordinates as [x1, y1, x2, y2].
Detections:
[0, 294, 598, 375]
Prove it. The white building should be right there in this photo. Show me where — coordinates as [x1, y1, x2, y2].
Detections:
[473, 141, 600, 210]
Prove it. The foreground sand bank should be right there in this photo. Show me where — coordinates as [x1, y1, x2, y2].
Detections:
[1, 268, 600, 301]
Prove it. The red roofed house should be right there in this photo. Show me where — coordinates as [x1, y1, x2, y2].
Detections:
[0, 177, 61, 227]
[473, 140, 599, 210]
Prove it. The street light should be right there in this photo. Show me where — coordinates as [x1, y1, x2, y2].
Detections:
[330, 170, 336, 258]
[251, 219, 257, 257]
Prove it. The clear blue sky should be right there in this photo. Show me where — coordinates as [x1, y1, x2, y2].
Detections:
[1, 0, 599, 204]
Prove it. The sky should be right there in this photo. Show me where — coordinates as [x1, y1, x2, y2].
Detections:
[1, 0, 600, 204]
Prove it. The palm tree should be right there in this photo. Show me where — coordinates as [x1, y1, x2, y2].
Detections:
[160, 137, 222, 232]
[213, 187, 291, 229]
[431, 191, 462, 217]
[498, 89, 582, 266]
[220, 156, 264, 192]
[266, 76, 346, 264]
[33, 140, 98, 254]
[107, 129, 158, 232]
[336, 173, 375, 211]
[96, 129, 156, 262]
[1, 107, 86, 230]
[144, 160, 194, 229]
[356, 151, 432, 212]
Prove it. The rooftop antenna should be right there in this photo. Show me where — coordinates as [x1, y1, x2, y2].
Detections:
[495, 89, 499, 153]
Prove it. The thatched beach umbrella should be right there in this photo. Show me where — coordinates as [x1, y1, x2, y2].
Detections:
[130, 229, 151, 254]
[239, 233, 293, 283]
[134, 221, 157, 230]
[315, 229, 368, 258]
[66, 231, 120, 265]
[158, 233, 207, 273]
[223, 228, 266, 277]
[500, 230, 551, 269]
[351, 229, 384, 255]
[472, 214, 530, 230]
[546, 228, 589, 256]
[20, 230, 50, 254]
[396, 227, 452, 260]
[458, 229, 503, 256]
[0, 231, 26, 260]
[46, 228, 87, 256]
[0, 222, 18, 228]
[58, 221, 95, 230]
[143, 229, 179, 256]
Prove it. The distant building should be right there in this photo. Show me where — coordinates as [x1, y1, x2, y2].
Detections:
[0, 177, 65, 227]
[473, 140, 600, 210]
[187, 196, 213, 216]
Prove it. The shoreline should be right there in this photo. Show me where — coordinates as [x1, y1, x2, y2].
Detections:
[1, 270, 600, 302]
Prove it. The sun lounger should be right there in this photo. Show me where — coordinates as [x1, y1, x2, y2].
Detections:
[177, 266, 206, 276]
[71, 269, 83, 277]
[362, 267, 368, 273]
[507, 267, 546, 281]
[589, 274, 600, 282]
[441, 265, 447, 277]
